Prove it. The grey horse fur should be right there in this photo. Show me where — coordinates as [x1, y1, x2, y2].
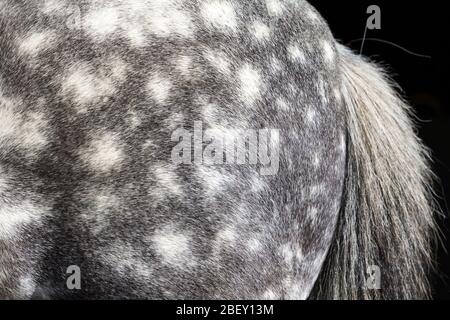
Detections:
[0, 0, 436, 299]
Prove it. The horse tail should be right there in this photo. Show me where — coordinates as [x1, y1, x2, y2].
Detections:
[310, 45, 438, 299]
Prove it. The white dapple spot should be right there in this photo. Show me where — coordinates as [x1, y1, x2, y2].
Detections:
[238, 63, 262, 106]
[201, 1, 238, 32]
[124, 24, 146, 47]
[61, 64, 115, 112]
[204, 49, 232, 75]
[89, 1, 195, 40]
[279, 243, 294, 267]
[339, 132, 346, 155]
[0, 101, 49, 153]
[310, 183, 325, 197]
[18, 112, 50, 152]
[107, 57, 128, 81]
[270, 57, 284, 74]
[19, 276, 37, 298]
[322, 40, 336, 66]
[148, 7, 194, 38]
[84, 7, 120, 40]
[0, 103, 19, 139]
[307, 8, 321, 23]
[152, 164, 184, 198]
[40, 0, 65, 14]
[0, 201, 45, 239]
[152, 225, 196, 268]
[247, 237, 263, 252]
[18, 31, 56, 56]
[100, 243, 153, 279]
[251, 21, 271, 41]
[80, 132, 124, 173]
[262, 289, 279, 300]
[287, 44, 306, 64]
[197, 166, 232, 196]
[275, 97, 290, 111]
[313, 153, 321, 168]
[306, 107, 316, 124]
[147, 73, 172, 104]
[308, 206, 319, 221]
[215, 226, 238, 246]
[266, 0, 284, 16]
[175, 55, 193, 77]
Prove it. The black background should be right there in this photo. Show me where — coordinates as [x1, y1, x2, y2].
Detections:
[308, 0, 450, 299]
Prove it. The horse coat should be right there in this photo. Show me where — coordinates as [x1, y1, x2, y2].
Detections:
[0, 0, 436, 299]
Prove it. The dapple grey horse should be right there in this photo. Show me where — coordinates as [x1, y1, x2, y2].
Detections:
[0, 0, 436, 299]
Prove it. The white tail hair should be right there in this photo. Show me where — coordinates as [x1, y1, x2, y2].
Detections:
[311, 45, 438, 299]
